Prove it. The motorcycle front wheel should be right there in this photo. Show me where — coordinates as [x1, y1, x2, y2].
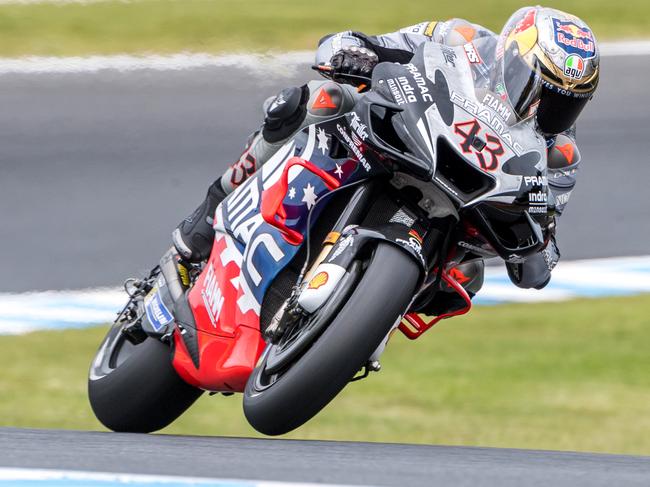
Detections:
[243, 242, 420, 435]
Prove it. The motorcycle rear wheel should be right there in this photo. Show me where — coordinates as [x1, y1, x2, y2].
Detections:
[88, 324, 202, 433]
[243, 242, 420, 435]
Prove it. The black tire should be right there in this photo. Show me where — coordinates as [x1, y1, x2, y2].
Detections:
[243, 242, 420, 435]
[88, 324, 203, 433]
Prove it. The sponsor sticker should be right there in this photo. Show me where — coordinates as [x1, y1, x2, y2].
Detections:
[529, 191, 548, 203]
[328, 234, 354, 262]
[515, 9, 537, 34]
[387, 76, 417, 105]
[458, 240, 490, 254]
[556, 190, 572, 206]
[349, 112, 369, 140]
[424, 21, 437, 37]
[201, 262, 225, 328]
[308, 271, 329, 290]
[441, 45, 457, 67]
[336, 123, 371, 171]
[269, 92, 286, 111]
[482, 93, 513, 122]
[528, 190, 548, 214]
[463, 42, 482, 64]
[400, 22, 429, 35]
[495, 82, 507, 101]
[395, 237, 425, 265]
[552, 18, 596, 59]
[144, 288, 173, 332]
[523, 175, 548, 186]
[405, 63, 434, 102]
[564, 54, 585, 79]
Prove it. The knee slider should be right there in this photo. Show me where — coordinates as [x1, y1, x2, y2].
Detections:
[262, 85, 309, 143]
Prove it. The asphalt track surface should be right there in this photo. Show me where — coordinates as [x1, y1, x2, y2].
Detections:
[0, 55, 649, 292]
[1, 428, 649, 487]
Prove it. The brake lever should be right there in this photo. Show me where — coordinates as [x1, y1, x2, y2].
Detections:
[311, 64, 372, 92]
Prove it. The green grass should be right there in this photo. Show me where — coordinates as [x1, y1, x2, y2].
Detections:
[0, 0, 648, 57]
[1, 294, 649, 454]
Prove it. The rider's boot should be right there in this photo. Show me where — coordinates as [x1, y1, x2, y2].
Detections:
[172, 177, 228, 262]
[171, 129, 269, 262]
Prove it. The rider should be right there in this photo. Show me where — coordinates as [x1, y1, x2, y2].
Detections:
[172, 6, 600, 297]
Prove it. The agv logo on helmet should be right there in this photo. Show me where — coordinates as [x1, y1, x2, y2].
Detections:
[564, 55, 585, 79]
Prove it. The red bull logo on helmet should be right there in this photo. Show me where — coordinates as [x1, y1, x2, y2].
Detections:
[553, 18, 596, 59]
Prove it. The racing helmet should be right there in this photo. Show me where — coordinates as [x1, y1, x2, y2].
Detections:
[496, 6, 600, 135]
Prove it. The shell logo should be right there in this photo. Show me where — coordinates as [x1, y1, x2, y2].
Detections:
[308, 271, 329, 290]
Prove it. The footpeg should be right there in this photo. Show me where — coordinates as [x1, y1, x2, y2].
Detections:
[351, 360, 381, 382]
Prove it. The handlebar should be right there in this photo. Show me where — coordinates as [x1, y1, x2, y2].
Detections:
[311, 64, 372, 92]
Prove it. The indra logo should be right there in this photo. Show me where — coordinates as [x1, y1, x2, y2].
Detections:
[528, 190, 548, 214]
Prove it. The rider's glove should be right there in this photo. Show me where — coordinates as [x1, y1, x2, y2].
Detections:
[326, 46, 378, 86]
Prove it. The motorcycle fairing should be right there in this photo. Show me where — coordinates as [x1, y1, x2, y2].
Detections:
[362, 41, 548, 210]
[421, 42, 549, 215]
[172, 120, 390, 392]
[362, 41, 550, 260]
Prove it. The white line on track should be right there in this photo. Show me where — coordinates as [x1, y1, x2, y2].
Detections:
[0, 468, 363, 487]
[0, 41, 646, 76]
[0, 255, 649, 335]
[599, 40, 650, 56]
[0, 51, 314, 76]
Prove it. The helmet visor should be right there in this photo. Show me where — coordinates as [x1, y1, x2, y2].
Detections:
[536, 84, 590, 134]
[500, 42, 543, 122]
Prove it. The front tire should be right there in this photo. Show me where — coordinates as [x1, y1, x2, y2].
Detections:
[243, 242, 420, 435]
[88, 325, 203, 433]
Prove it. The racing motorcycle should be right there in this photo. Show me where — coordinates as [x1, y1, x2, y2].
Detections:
[88, 38, 553, 436]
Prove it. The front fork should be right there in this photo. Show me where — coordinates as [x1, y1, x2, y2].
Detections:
[291, 178, 463, 372]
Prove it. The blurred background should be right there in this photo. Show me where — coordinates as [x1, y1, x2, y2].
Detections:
[0, 0, 648, 454]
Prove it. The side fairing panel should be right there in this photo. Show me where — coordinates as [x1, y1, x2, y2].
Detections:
[217, 122, 371, 316]
[173, 118, 387, 392]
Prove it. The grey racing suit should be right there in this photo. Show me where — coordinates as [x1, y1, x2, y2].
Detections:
[220, 18, 581, 291]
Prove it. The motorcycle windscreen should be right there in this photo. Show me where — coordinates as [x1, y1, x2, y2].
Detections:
[497, 42, 544, 123]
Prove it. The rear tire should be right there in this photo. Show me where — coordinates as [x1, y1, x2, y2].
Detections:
[88, 325, 202, 433]
[243, 243, 420, 435]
